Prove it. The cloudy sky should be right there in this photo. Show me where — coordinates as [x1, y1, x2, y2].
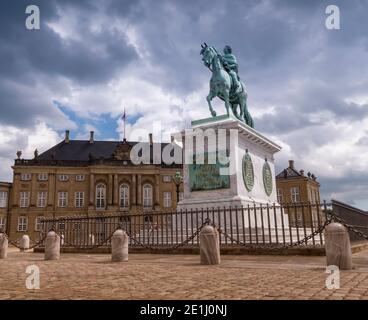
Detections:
[0, 0, 367, 209]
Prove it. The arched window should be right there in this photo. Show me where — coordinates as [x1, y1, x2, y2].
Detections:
[119, 184, 129, 208]
[96, 183, 106, 209]
[143, 184, 153, 208]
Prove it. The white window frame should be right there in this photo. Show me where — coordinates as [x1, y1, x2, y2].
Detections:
[17, 216, 28, 232]
[119, 184, 129, 208]
[0, 217, 6, 230]
[19, 191, 30, 208]
[163, 192, 172, 208]
[75, 175, 85, 182]
[75, 191, 84, 208]
[96, 184, 106, 209]
[0, 191, 7, 208]
[58, 174, 69, 182]
[20, 173, 31, 181]
[58, 191, 68, 208]
[277, 188, 283, 203]
[37, 191, 47, 208]
[143, 184, 153, 208]
[290, 187, 300, 203]
[35, 216, 44, 232]
[38, 173, 48, 181]
[162, 175, 172, 183]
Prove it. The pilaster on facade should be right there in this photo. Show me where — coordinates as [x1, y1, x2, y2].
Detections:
[137, 174, 142, 206]
[132, 174, 137, 205]
[89, 173, 95, 209]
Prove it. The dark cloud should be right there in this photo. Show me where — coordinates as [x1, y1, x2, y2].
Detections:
[0, 0, 367, 207]
[0, 0, 138, 127]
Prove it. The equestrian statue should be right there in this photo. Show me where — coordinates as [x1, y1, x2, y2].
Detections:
[200, 43, 254, 128]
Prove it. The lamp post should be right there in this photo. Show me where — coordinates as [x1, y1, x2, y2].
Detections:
[172, 171, 183, 203]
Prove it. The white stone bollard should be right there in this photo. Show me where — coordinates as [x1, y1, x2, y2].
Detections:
[0, 233, 8, 259]
[200, 225, 220, 265]
[324, 222, 352, 270]
[19, 235, 30, 251]
[111, 229, 129, 262]
[45, 231, 60, 260]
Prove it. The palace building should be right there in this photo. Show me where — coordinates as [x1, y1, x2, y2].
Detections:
[0, 182, 11, 232]
[276, 160, 321, 204]
[1, 130, 183, 240]
[276, 160, 321, 226]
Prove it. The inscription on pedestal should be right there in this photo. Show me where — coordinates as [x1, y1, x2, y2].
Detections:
[189, 152, 230, 191]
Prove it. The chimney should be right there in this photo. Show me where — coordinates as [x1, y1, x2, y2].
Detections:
[171, 136, 175, 143]
[300, 169, 304, 176]
[89, 131, 94, 144]
[65, 130, 70, 143]
[288, 160, 294, 170]
[149, 133, 153, 145]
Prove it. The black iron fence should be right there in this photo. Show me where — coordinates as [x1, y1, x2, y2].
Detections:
[39, 202, 333, 249]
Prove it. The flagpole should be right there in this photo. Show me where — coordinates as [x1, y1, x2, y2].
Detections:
[123, 108, 126, 141]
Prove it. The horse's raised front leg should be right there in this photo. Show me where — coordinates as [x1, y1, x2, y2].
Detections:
[206, 91, 217, 117]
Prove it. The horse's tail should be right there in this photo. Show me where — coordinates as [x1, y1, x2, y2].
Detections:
[242, 100, 254, 128]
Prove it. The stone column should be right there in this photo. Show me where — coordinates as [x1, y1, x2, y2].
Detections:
[200, 225, 220, 265]
[0, 233, 8, 259]
[325, 222, 352, 270]
[155, 174, 160, 207]
[20, 235, 30, 251]
[108, 174, 113, 207]
[113, 174, 119, 206]
[111, 229, 129, 262]
[132, 175, 136, 205]
[137, 174, 142, 206]
[44, 231, 60, 260]
[89, 174, 95, 207]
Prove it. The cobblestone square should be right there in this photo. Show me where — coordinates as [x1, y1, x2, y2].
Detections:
[0, 248, 367, 300]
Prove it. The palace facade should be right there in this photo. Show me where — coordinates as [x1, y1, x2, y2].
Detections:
[1, 131, 183, 240]
[276, 160, 321, 204]
[276, 160, 321, 226]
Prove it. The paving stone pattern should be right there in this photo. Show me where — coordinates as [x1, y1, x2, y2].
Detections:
[0, 248, 367, 300]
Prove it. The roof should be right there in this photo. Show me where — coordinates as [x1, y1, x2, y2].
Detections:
[276, 167, 302, 179]
[331, 199, 368, 215]
[276, 161, 318, 182]
[15, 139, 183, 167]
[37, 140, 133, 161]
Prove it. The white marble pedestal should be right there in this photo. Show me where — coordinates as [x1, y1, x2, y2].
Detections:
[174, 114, 289, 229]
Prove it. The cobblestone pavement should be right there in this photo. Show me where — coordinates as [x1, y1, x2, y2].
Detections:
[0, 247, 368, 300]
